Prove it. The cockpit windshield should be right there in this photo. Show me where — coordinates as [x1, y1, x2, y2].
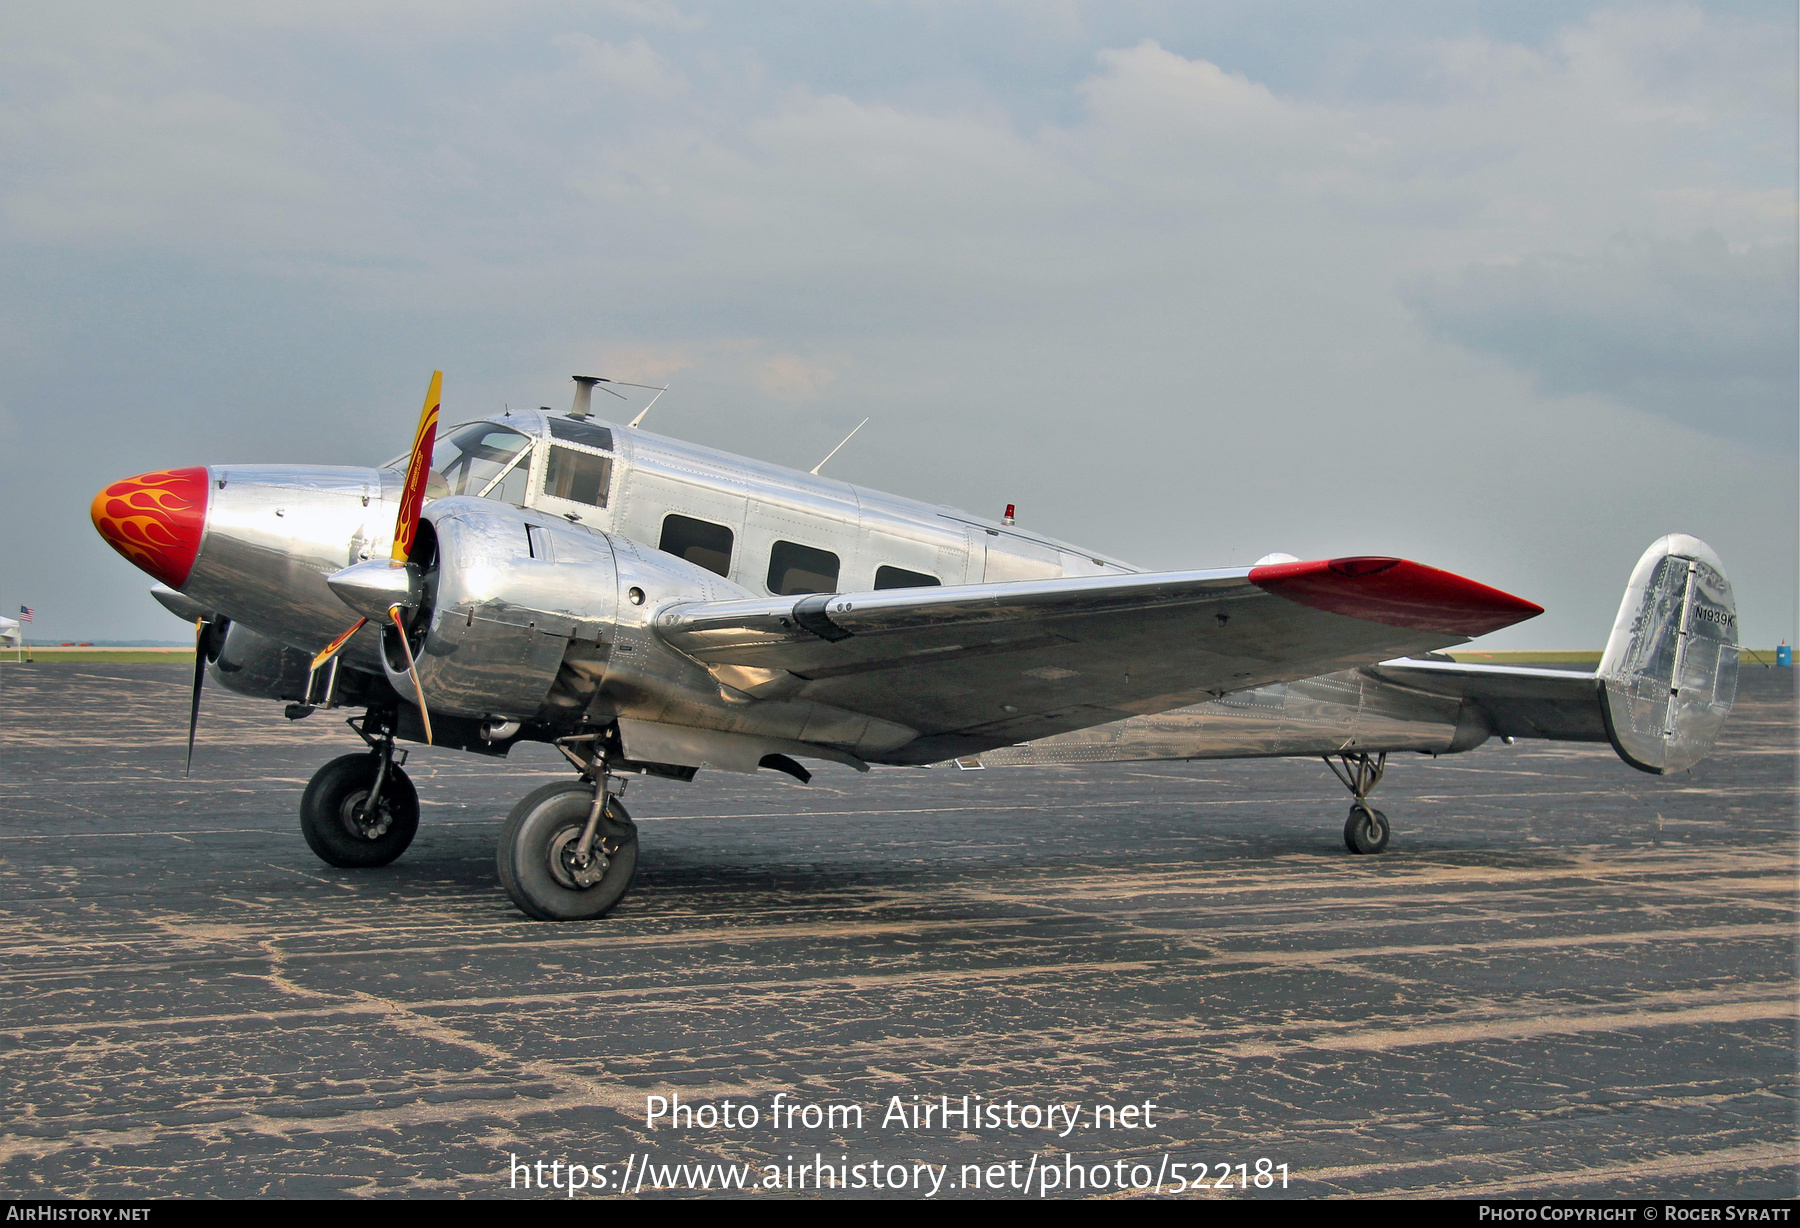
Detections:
[417, 422, 532, 497]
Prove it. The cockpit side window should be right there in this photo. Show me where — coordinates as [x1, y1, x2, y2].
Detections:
[428, 424, 532, 497]
[487, 457, 530, 506]
[542, 445, 613, 508]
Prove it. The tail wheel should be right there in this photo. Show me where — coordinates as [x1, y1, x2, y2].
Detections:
[299, 752, 419, 867]
[497, 781, 638, 921]
[1344, 803, 1390, 855]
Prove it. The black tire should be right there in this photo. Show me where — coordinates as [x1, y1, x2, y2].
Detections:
[1344, 803, 1390, 855]
[496, 781, 638, 921]
[299, 753, 420, 868]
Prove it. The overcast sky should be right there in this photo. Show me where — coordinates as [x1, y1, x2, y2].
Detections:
[2, 1, 1794, 650]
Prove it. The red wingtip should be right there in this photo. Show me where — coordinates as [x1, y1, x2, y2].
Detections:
[1249, 556, 1544, 637]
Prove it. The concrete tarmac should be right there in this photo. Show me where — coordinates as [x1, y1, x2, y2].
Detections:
[0, 663, 1794, 1199]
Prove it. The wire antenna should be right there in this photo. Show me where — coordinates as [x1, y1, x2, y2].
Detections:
[810, 418, 869, 475]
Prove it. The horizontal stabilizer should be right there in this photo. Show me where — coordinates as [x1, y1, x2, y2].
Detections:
[1367, 658, 1609, 743]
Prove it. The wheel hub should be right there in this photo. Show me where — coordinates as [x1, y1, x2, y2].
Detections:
[339, 788, 393, 841]
[548, 826, 609, 889]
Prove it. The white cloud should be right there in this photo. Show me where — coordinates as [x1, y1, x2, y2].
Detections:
[0, 3, 1792, 645]
[757, 352, 845, 401]
[587, 0, 704, 33]
[552, 34, 689, 101]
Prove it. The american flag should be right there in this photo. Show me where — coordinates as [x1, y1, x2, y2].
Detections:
[18, 606, 32, 623]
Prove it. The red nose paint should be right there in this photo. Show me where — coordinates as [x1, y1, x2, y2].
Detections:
[90, 467, 209, 588]
[1249, 556, 1543, 637]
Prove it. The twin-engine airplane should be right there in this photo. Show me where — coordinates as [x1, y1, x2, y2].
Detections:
[91, 374, 1740, 921]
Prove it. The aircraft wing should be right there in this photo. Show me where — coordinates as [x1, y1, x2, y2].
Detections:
[655, 556, 1543, 762]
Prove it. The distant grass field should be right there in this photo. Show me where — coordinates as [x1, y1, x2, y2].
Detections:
[1448, 649, 1602, 666]
[1451, 648, 1790, 668]
[7, 647, 197, 663]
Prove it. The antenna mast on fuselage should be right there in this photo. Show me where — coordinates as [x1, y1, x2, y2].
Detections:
[810, 418, 869, 475]
[569, 374, 668, 423]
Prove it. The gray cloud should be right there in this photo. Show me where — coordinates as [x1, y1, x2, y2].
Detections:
[1405, 232, 1798, 445]
[0, 3, 1793, 650]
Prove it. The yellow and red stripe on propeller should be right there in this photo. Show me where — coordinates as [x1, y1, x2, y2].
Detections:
[390, 369, 440, 564]
[311, 370, 441, 743]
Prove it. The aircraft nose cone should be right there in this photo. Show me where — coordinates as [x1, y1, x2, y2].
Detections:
[90, 467, 210, 588]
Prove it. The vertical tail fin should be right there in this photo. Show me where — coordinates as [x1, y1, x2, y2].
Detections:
[1598, 535, 1738, 774]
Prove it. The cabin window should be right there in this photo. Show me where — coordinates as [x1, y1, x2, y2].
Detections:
[768, 541, 840, 595]
[543, 445, 613, 507]
[874, 565, 940, 590]
[660, 514, 734, 577]
[432, 424, 531, 496]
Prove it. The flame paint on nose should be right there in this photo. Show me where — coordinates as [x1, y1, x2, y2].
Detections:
[90, 467, 210, 588]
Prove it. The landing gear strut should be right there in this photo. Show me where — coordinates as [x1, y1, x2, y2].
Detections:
[1324, 751, 1390, 855]
[496, 733, 639, 921]
[299, 708, 420, 867]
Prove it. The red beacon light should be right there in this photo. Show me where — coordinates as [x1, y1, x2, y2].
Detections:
[1002, 504, 1015, 526]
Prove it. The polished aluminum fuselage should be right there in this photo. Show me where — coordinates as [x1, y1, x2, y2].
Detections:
[174, 408, 1497, 763]
[182, 409, 1133, 674]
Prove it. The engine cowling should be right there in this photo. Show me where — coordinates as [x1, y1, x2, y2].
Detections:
[327, 497, 824, 748]
[385, 499, 626, 724]
[209, 619, 310, 701]
[208, 618, 386, 711]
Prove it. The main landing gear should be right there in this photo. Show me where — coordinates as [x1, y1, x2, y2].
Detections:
[296, 714, 638, 920]
[1324, 751, 1390, 855]
[496, 734, 639, 921]
[299, 708, 419, 867]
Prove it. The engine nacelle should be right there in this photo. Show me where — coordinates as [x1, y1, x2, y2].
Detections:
[385, 499, 627, 723]
[206, 617, 388, 711]
[335, 498, 869, 756]
[208, 619, 312, 702]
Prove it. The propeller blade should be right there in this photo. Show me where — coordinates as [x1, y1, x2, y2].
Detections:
[310, 617, 368, 672]
[185, 616, 208, 776]
[311, 374, 435, 677]
[388, 604, 433, 746]
[391, 370, 442, 564]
